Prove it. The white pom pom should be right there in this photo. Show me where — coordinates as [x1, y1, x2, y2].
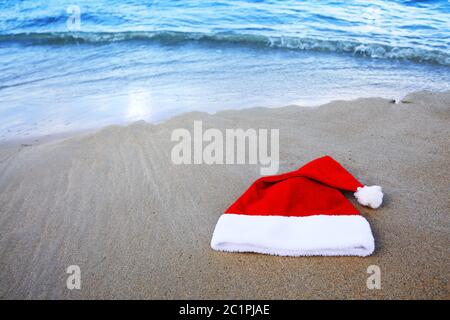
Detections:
[354, 185, 383, 209]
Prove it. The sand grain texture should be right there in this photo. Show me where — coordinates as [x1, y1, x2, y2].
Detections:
[0, 91, 449, 299]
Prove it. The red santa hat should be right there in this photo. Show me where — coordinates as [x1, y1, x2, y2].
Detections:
[211, 156, 383, 257]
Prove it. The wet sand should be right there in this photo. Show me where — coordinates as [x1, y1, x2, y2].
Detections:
[0, 90, 449, 299]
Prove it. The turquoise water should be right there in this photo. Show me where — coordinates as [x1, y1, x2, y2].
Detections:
[0, 0, 449, 141]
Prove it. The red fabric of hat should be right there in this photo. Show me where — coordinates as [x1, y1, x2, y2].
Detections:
[211, 156, 383, 257]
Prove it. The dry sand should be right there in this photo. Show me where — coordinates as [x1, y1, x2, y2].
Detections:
[0, 90, 449, 299]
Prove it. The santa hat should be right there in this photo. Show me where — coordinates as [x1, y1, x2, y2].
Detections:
[211, 156, 383, 257]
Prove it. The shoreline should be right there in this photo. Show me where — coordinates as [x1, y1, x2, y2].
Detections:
[0, 90, 449, 299]
[1, 89, 444, 148]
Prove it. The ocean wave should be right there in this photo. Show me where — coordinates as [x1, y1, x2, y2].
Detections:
[1, 31, 449, 66]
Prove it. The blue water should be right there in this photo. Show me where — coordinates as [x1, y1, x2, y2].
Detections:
[0, 0, 449, 141]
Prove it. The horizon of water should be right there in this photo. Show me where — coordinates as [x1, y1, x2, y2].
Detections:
[0, 0, 449, 141]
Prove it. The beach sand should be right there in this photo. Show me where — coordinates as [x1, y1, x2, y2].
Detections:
[0, 90, 449, 299]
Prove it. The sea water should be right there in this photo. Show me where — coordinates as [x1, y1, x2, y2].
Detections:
[0, 0, 449, 141]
